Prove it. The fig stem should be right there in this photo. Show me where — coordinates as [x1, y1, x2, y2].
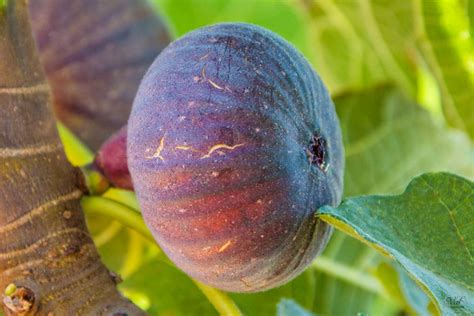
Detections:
[80, 164, 110, 195]
[193, 281, 243, 316]
[57, 122, 93, 166]
[311, 256, 388, 300]
[94, 221, 123, 248]
[81, 196, 154, 242]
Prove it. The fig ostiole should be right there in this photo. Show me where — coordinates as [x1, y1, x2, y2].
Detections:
[97, 23, 344, 292]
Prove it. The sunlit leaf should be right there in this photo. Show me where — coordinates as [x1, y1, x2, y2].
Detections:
[302, 0, 418, 95]
[153, 0, 312, 67]
[57, 122, 93, 166]
[416, 0, 474, 139]
[120, 257, 218, 315]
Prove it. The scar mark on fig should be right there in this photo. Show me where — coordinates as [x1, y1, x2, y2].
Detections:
[146, 135, 166, 161]
[208, 79, 224, 90]
[200, 64, 226, 91]
[240, 278, 252, 288]
[200, 143, 245, 159]
[199, 53, 209, 60]
[175, 145, 201, 153]
[201, 65, 207, 80]
[218, 240, 232, 252]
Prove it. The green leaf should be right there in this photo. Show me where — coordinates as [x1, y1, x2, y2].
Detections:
[416, 0, 474, 139]
[57, 122, 93, 166]
[319, 172, 474, 315]
[87, 214, 221, 315]
[468, 0, 474, 39]
[229, 270, 322, 315]
[335, 86, 473, 197]
[277, 299, 314, 316]
[120, 257, 218, 315]
[302, 0, 418, 95]
[153, 0, 311, 60]
[373, 261, 433, 316]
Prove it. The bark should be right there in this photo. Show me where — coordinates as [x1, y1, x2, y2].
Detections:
[0, 1, 144, 315]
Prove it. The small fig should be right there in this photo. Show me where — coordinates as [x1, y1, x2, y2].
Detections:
[94, 126, 132, 190]
[29, 0, 171, 150]
[128, 23, 344, 292]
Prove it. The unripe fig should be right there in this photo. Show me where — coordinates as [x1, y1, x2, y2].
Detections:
[94, 126, 132, 190]
[29, 0, 171, 150]
[128, 23, 344, 292]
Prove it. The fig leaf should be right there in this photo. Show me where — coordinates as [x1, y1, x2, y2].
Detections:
[320, 172, 474, 315]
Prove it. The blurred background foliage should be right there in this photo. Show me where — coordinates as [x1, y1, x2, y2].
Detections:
[83, 0, 473, 315]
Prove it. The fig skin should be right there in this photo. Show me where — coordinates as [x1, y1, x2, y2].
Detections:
[28, 0, 171, 150]
[128, 23, 344, 292]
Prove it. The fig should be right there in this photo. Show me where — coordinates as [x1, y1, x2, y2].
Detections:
[127, 23, 344, 292]
[29, 0, 171, 150]
[94, 126, 132, 190]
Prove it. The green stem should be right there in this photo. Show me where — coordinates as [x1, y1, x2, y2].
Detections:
[119, 229, 145, 279]
[93, 221, 123, 248]
[193, 281, 243, 316]
[354, 246, 380, 270]
[103, 188, 140, 210]
[311, 255, 388, 299]
[80, 164, 110, 195]
[81, 196, 154, 242]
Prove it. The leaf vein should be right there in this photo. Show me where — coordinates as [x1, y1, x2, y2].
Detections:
[420, 178, 474, 264]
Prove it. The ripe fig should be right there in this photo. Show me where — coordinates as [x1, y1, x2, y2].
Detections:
[128, 23, 344, 292]
[29, 0, 171, 150]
